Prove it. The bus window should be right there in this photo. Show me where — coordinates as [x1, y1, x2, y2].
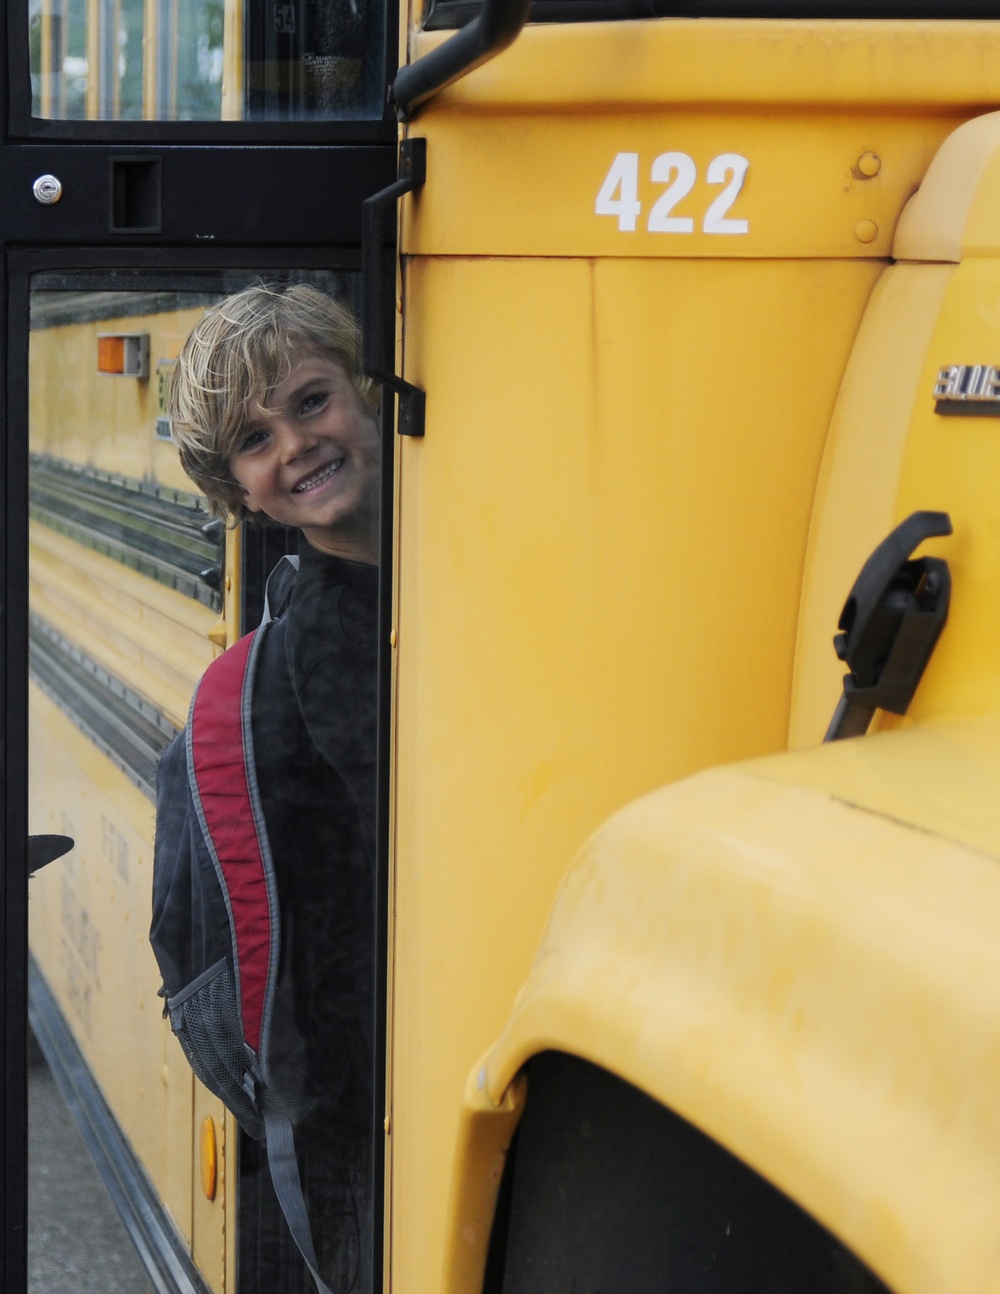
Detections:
[155, 0, 226, 120]
[28, 0, 385, 120]
[29, 0, 88, 117]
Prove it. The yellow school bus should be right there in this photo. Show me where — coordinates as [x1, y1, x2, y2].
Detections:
[383, 9, 1000, 1293]
[16, 0, 1000, 1290]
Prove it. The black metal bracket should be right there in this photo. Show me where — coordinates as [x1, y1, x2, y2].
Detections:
[824, 511, 952, 742]
[362, 137, 427, 438]
[392, 0, 531, 121]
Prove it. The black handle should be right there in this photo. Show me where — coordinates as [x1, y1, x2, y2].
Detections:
[392, 0, 531, 121]
[362, 138, 427, 438]
[28, 835, 74, 874]
[824, 511, 952, 742]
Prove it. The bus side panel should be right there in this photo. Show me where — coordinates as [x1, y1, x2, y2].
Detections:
[390, 251, 881, 1292]
[27, 301, 230, 1292]
[28, 693, 201, 1253]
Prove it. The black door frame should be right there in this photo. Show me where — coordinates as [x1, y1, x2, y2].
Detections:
[0, 0, 400, 1274]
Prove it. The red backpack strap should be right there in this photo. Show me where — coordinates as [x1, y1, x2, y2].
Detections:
[187, 627, 278, 1057]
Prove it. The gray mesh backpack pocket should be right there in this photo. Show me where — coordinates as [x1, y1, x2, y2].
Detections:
[166, 959, 262, 1138]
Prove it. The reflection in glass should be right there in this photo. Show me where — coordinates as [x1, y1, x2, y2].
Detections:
[108, 0, 145, 119]
[29, 0, 88, 117]
[156, 0, 226, 119]
[27, 271, 378, 1294]
[29, 0, 385, 120]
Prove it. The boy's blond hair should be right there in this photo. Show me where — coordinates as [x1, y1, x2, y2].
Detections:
[169, 283, 376, 523]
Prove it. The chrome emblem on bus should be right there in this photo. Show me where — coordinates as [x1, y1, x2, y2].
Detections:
[934, 364, 1000, 415]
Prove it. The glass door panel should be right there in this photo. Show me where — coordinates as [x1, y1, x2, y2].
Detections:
[26, 266, 382, 1294]
[29, 0, 386, 120]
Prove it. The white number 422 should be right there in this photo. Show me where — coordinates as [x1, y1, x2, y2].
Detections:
[596, 151, 750, 235]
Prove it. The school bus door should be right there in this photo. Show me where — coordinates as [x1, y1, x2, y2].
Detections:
[1, 1, 398, 1290]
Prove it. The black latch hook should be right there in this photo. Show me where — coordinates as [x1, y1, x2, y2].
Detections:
[824, 510, 952, 742]
[362, 137, 427, 438]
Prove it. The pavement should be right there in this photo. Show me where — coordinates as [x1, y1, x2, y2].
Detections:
[28, 1031, 156, 1294]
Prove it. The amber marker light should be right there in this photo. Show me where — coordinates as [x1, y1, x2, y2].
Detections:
[97, 335, 125, 373]
[97, 333, 150, 378]
[200, 1115, 218, 1201]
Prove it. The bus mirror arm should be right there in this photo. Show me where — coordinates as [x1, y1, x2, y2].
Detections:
[391, 0, 531, 121]
[362, 138, 427, 438]
[824, 510, 952, 742]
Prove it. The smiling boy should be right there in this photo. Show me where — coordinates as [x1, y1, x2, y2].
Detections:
[227, 350, 380, 561]
[166, 283, 380, 1292]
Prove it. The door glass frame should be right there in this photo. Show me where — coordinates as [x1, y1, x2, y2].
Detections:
[8, 0, 399, 141]
[4, 243, 396, 1292]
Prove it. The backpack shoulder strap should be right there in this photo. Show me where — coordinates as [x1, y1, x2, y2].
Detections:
[187, 625, 279, 1061]
[264, 1110, 336, 1294]
[262, 552, 300, 624]
[188, 624, 334, 1294]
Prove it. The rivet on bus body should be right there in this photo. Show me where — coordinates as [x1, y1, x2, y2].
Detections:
[855, 220, 878, 244]
[390, 628, 397, 648]
[857, 152, 881, 178]
[384, 1114, 391, 1134]
[161, 1065, 170, 1085]
[225, 574, 232, 591]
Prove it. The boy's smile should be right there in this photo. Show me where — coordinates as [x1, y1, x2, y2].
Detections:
[228, 354, 380, 562]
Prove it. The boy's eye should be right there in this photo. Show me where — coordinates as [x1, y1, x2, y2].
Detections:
[238, 428, 269, 453]
[299, 391, 328, 416]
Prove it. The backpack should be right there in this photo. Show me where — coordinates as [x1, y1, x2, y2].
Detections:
[149, 557, 338, 1294]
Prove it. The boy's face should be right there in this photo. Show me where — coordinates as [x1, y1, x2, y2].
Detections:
[228, 353, 380, 562]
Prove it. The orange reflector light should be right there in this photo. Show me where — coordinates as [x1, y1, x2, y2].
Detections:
[96, 332, 149, 378]
[97, 335, 126, 374]
[200, 1115, 218, 1201]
